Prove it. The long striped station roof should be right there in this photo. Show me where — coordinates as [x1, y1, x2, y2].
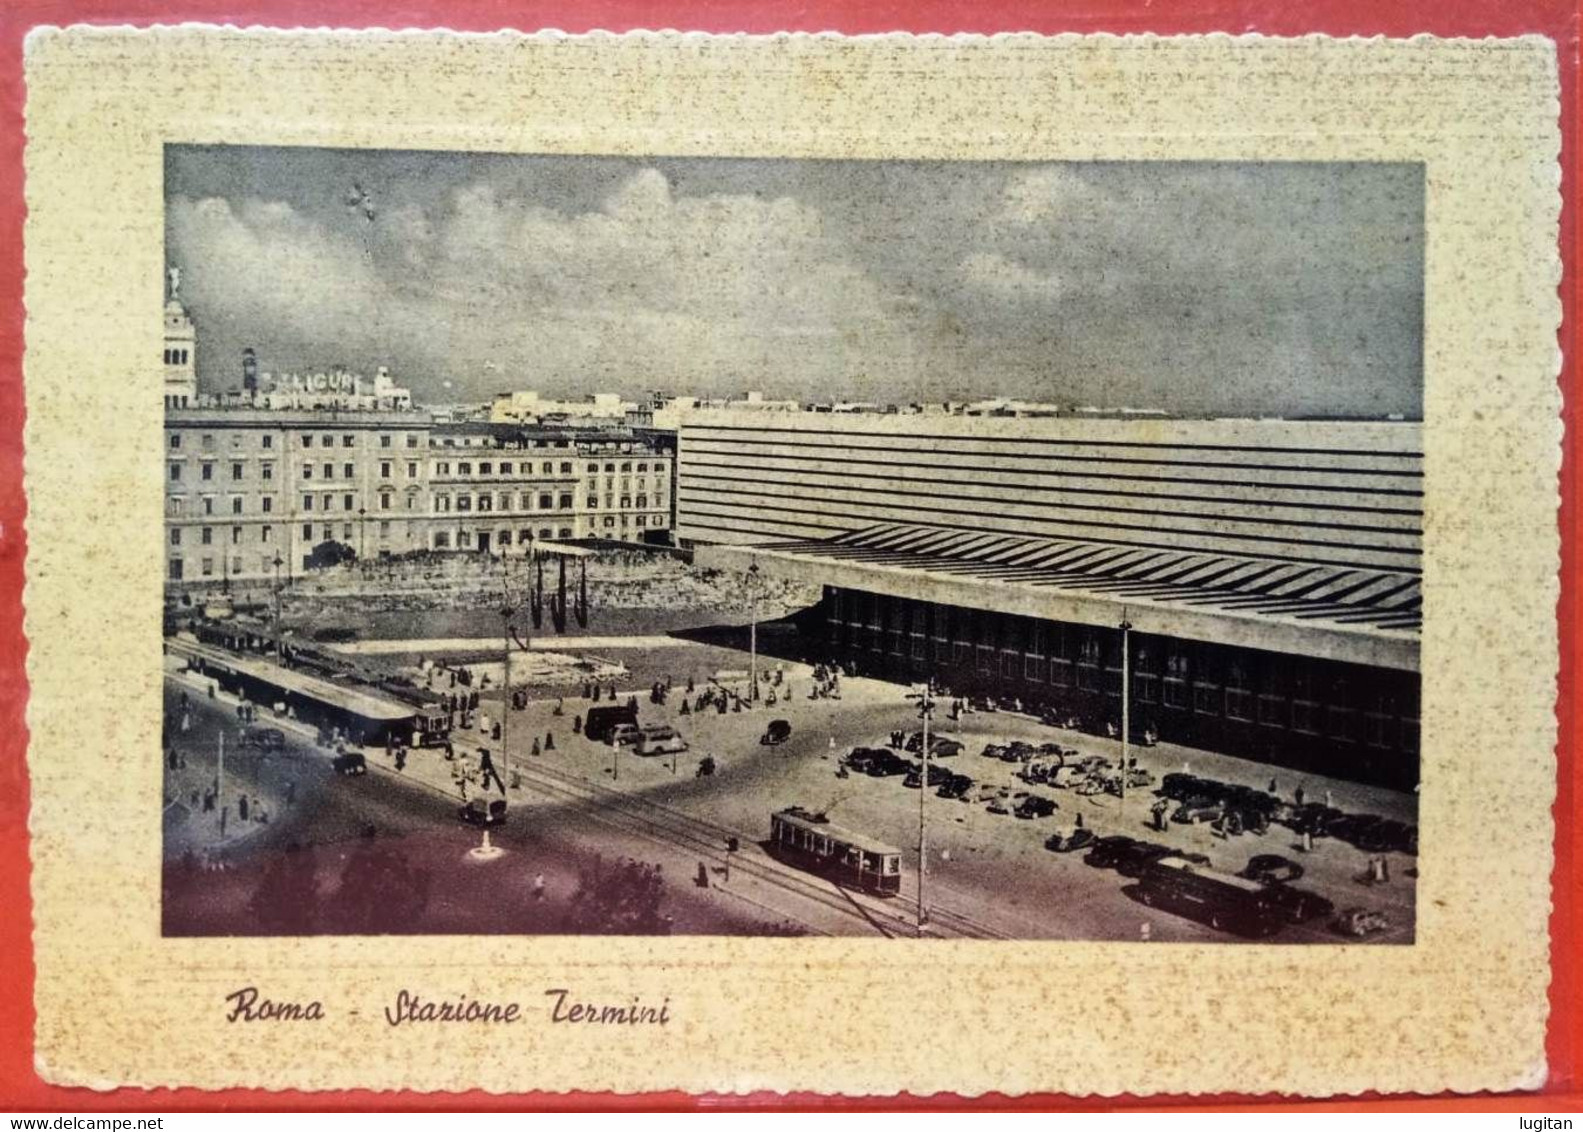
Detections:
[745, 521, 1422, 638]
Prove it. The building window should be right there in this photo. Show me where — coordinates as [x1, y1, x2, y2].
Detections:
[587, 463, 598, 473]
[302, 434, 313, 448]
[169, 463, 181, 482]
[342, 523, 352, 539]
[407, 461, 418, 477]
[262, 496, 273, 514]
[201, 527, 213, 545]
[201, 463, 213, 482]
[406, 435, 418, 448]
[478, 495, 493, 513]
[261, 463, 273, 481]
[560, 462, 572, 474]
[458, 462, 471, 475]
[1163, 653, 1190, 709]
[479, 462, 493, 475]
[519, 528, 532, 544]
[437, 461, 451, 475]
[202, 497, 214, 516]
[230, 462, 243, 481]
[380, 435, 392, 448]
[379, 520, 391, 537]
[343, 463, 354, 479]
[169, 434, 182, 449]
[321, 435, 333, 448]
[558, 493, 573, 509]
[343, 434, 355, 448]
[231, 497, 243, 515]
[230, 526, 242, 545]
[302, 524, 312, 539]
[380, 493, 392, 510]
[169, 528, 181, 546]
[261, 525, 271, 543]
[343, 494, 354, 511]
[201, 557, 213, 577]
[380, 462, 392, 478]
[586, 496, 598, 509]
[539, 493, 553, 509]
[456, 495, 472, 513]
[302, 495, 313, 511]
[262, 435, 273, 449]
[323, 463, 334, 479]
[435, 495, 451, 513]
[558, 527, 572, 538]
[302, 463, 313, 480]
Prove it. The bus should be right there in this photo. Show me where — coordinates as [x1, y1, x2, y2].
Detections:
[1133, 855, 1286, 938]
[769, 806, 903, 896]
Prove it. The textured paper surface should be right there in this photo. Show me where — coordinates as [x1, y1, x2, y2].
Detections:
[22, 28, 1560, 1097]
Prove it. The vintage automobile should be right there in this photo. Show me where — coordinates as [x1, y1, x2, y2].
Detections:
[1014, 794, 1058, 820]
[1172, 796, 1226, 825]
[637, 724, 689, 757]
[845, 747, 888, 773]
[331, 751, 367, 777]
[1333, 907, 1392, 937]
[1257, 884, 1335, 924]
[242, 726, 286, 751]
[865, 751, 913, 777]
[760, 719, 793, 746]
[607, 722, 642, 749]
[1115, 844, 1211, 879]
[458, 797, 507, 826]
[1044, 827, 1097, 853]
[937, 772, 974, 800]
[1240, 854, 1305, 885]
[980, 743, 1007, 760]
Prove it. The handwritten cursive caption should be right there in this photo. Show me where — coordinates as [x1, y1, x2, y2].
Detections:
[223, 986, 673, 1027]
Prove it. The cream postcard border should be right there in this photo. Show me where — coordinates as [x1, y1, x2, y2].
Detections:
[22, 29, 1561, 1097]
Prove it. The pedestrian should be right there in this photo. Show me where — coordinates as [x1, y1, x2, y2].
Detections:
[573, 714, 583, 735]
[238, 794, 249, 822]
[167, 746, 178, 771]
[533, 873, 547, 901]
[1075, 811, 1084, 830]
[1295, 782, 1306, 808]
[531, 738, 541, 757]
[1268, 778, 1278, 794]
[1325, 789, 1334, 809]
[544, 732, 555, 751]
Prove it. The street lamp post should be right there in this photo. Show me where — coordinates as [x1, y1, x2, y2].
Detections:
[747, 561, 761, 702]
[907, 679, 935, 937]
[357, 507, 367, 565]
[1119, 609, 1133, 818]
[271, 555, 284, 662]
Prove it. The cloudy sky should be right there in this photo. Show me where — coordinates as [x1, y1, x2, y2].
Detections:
[165, 147, 1423, 416]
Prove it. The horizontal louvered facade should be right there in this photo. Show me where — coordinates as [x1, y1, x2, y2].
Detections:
[676, 413, 1422, 574]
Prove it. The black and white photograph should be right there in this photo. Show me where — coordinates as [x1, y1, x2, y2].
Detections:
[159, 146, 1424, 944]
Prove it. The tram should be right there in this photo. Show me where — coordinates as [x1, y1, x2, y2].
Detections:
[769, 806, 903, 896]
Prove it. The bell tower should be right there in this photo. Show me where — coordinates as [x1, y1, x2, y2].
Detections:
[163, 265, 198, 409]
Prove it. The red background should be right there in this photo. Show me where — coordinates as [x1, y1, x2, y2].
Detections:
[0, 0, 1575, 1113]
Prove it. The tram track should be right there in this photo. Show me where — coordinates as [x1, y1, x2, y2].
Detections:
[511, 759, 1015, 940]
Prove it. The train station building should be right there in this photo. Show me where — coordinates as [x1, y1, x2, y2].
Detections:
[677, 410, 1422, 789]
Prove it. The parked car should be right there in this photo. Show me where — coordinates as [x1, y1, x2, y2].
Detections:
[1172, 797, 1226, 825]
[1116, 844, 1210, 879]
[1082, 835, 1144, 870]
[332, 751, 367, 776]
[242, 726, 286, 751]
[637, 724, 688, 756]
[1240, 854, 1305, 885]
[986, 792, 1013, 815]
[608, 722, 642, 749]
[459, 798, 507, 826]
[760, 719, 792, 745]
[1014, 795, 1057, 820]
[980, 743, 1007, 760]
[845, 747, 887, 773]
[937, 772, 974, 800]
[1333, 907, 1392, 937]
[1044, 828, 1097, 853]
[929, 737, 964, 758]
[866, 751, 912, 777]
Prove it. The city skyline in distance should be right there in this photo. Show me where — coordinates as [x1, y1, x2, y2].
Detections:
[165, 146, 1424, 418]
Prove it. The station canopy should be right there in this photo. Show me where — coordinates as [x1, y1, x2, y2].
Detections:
[704, 522, 1421, 670]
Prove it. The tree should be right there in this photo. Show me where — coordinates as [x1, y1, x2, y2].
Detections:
[306, 540, 357, 570]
